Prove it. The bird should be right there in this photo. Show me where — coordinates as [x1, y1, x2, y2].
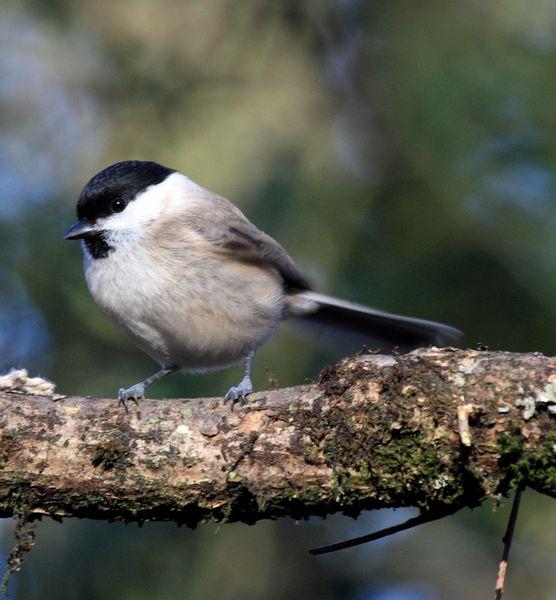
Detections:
[65, 160, 461, 408]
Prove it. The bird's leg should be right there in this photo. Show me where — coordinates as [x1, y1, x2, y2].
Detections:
[225, 351, 254, 405]
[118, 366, 177, 411]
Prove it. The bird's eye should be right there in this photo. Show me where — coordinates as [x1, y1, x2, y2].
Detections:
[111, 198, 127, 213]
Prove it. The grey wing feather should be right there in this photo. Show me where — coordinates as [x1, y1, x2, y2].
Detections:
[182, 191, 462, 353]
[190, 192, 312, 292]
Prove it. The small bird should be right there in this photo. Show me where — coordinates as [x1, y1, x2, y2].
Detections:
[65, 161, 461, 407]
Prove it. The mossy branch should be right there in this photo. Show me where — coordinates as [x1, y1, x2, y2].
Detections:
[0, 348, 553, 526]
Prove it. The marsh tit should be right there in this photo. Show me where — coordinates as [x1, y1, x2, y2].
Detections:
[65, 161, 461, 407]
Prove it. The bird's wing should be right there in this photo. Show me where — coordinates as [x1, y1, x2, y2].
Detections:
[186, 192, 312, 292]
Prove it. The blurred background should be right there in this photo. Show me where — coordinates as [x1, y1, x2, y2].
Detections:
[0, 0, 555, 598]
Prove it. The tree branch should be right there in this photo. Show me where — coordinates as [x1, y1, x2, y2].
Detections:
[0, 348, 553, 526]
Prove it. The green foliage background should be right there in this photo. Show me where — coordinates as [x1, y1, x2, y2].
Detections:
[0, 1, 554, 598]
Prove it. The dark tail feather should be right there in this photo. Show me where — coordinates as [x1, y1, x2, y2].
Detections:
[288, 292, 462, 353]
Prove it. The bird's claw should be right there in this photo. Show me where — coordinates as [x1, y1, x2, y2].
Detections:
[225, 379, 253, 407]
[118, 383, 145, 411]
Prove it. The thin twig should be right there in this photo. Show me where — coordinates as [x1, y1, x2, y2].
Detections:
[309, 506, 461, 555]
[494, 485, 524, 600]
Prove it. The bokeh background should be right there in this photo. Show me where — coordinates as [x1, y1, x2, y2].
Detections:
[1, 1, 555, 598]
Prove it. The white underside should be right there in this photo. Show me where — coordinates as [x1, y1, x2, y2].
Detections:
[83, 230, 285, 371]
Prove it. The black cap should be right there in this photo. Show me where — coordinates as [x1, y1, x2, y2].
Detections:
[76, 160, 175, 222]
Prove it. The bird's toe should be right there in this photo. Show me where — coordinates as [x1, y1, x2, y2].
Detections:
[118, 383, 145, 411]
[225, 379, 253, 406]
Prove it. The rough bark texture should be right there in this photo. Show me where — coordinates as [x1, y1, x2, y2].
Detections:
[0, 348, 554, 526]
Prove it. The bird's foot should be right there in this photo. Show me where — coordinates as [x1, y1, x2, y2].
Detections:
[225, 378, 253, 407]
[118, 383, 145, 411]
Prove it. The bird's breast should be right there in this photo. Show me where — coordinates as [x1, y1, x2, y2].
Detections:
[83, 237, 285, 369]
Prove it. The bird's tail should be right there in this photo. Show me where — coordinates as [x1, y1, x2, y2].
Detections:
[287, 291, 462, 353]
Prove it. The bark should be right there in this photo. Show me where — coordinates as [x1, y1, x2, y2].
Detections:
[0, 348, 554, 526]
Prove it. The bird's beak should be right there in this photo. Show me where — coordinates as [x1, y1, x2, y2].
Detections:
[64, 220, 96, 240]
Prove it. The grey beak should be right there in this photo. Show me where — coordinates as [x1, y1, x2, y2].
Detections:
[64, 220, 95, 240]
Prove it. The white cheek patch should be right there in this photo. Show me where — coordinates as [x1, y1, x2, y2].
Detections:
[97, 172, 203, 234]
